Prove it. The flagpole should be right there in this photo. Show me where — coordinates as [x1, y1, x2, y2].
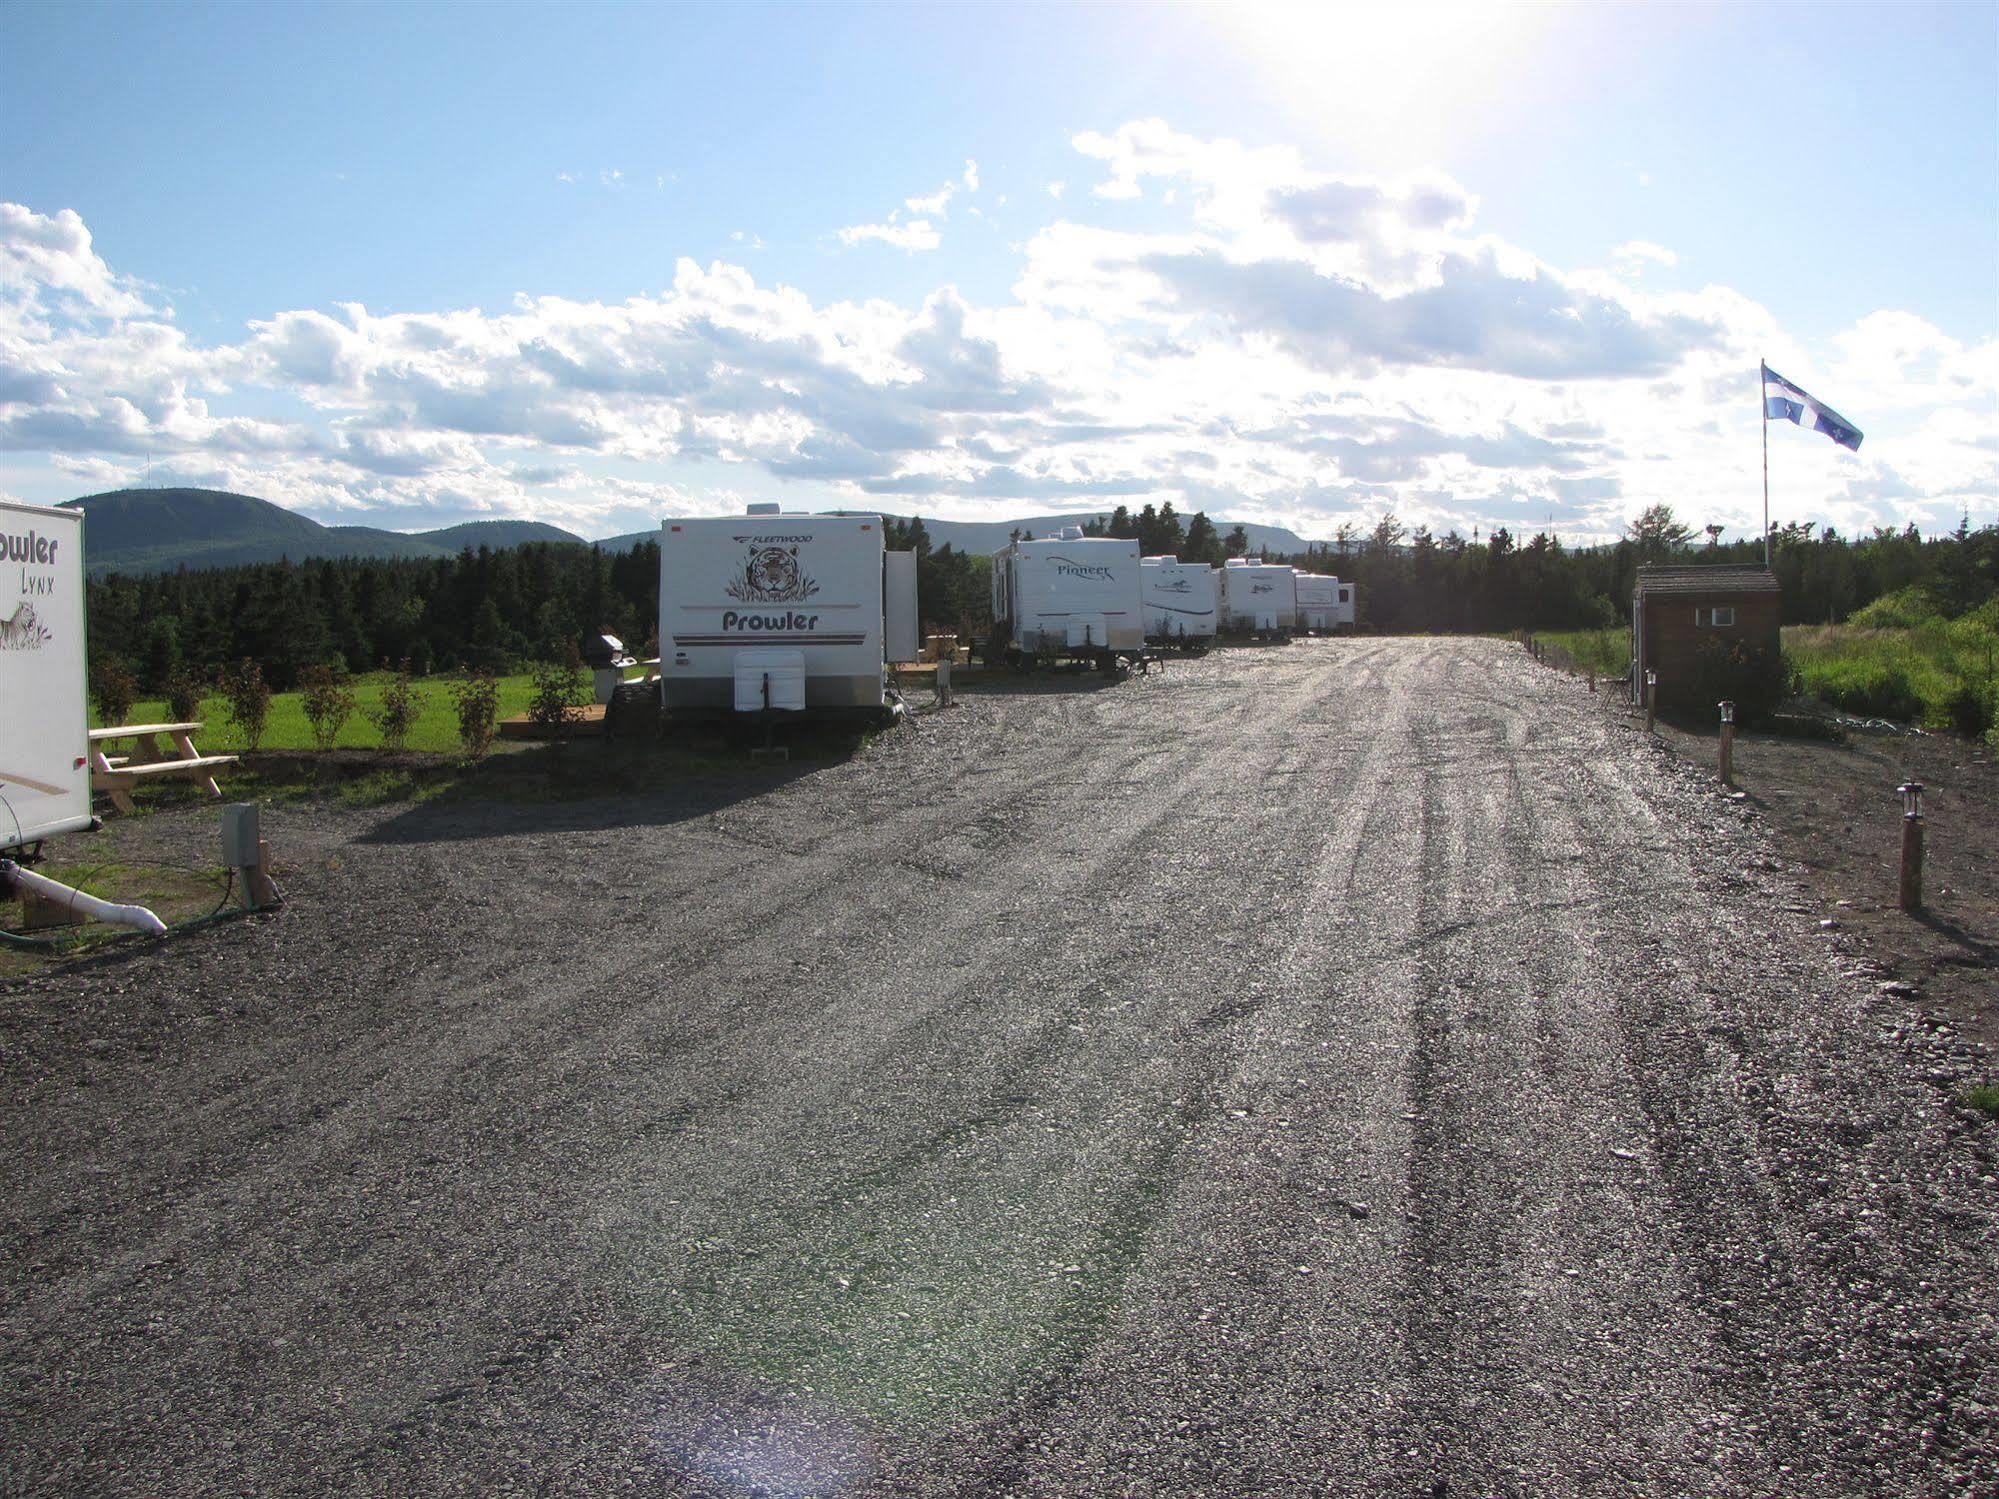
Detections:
[1760, 359, 1771, 569]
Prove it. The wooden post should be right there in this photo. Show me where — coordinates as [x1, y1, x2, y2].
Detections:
[1898, 782, 1925, 913]
[247, 839, 280, 910]
[935, 657, 954, 709]
[1645, 671, 1658, 734]
[1718, 700, 1736, 787]
[1587, 668, 1596, 694]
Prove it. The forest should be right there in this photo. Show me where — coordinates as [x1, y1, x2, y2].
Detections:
[80, 503, 1997, 692]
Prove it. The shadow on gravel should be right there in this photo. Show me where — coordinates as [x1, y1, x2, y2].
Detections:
[953, 671, 1130, 697]
[353, 739, 842, 846]
[1912, 909, 1999, 967]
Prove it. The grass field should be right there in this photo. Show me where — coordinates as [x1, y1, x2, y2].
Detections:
[1534, 627, 1628, 678]
[91, 671, 547, 754]
[1539, 596, 1999, 743]
[1785, 610, 1998, 739]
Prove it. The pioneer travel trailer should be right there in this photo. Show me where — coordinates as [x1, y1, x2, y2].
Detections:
[658, 506, 917, 721]
[989, 530, 1144, 668]
[1294, 573, 1344, 633]
[1140, 555, 1218, 648]
[1218, 559, 1297, 636]
[0, 500, 90, 850]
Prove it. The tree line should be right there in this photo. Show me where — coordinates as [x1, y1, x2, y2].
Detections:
[1261, 504, 1996, 635]
[82, 505, 1996, 689]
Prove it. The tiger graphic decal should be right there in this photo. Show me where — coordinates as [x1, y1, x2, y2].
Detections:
[725, 543, 821, 605]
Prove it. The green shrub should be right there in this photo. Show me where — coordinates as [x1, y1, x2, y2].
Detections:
[219, 659, 273, 750]
[368, 661, 422, 753]
[89, 654, 140, 725]
[453, 673, 501, 757]
[1686, 638, 1789, 726]
[527, 644, 588, 734]
[163, 664, 206, 724]
[298, 661, 358, 751]
[1848, 586, 1946, 631]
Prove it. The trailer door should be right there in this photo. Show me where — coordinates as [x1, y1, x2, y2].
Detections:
[884, 550, 918, 664]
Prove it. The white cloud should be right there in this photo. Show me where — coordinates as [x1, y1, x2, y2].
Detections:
[0, 203, 149, 322]
[836, 219, 941, 253]
[2, 125, 1992, 546]
[1046, 181, 1065, 199]
[840, 162, 983, 253]
[1611, 240, 1678, 275]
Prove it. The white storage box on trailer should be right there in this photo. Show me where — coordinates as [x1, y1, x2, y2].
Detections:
[990, 529, 1143, 659]
[1140, 555, 1218, 644]
[1218, 559, 1297, 634]
[659, 509, 914, 715]
[0, 500, 90, 850]
[1294, 572, 1344, 632]
[732, 648, 806, 712]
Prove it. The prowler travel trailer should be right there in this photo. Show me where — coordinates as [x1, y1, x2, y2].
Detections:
[1, 500, 90, 850]
[1140, 555, 1217, 650]
[1293, 573, 1344, 633]
[989, 529, 1144, 670]
[658, 507, 917, 723]
[1218, 559, 1297, 637]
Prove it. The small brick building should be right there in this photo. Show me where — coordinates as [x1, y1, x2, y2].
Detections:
[1631, 565, 1782, 708]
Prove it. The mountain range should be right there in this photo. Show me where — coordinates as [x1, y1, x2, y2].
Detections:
[57, 489, 1313, 574]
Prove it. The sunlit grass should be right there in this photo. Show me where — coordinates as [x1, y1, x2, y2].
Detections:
[1784, 597, 1998, 738]
[91, 671, 544, 754]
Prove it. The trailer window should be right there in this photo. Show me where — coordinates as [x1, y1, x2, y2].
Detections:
[1695, 606, 1736, 628]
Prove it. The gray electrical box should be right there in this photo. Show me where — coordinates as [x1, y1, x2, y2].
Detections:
[220, 803, 261, 868]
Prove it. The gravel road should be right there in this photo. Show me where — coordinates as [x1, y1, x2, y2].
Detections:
[4, 638, 1994, 1496]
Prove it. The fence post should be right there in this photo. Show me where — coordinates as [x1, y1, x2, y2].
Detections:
[936, 656, 953, 708]
[1898, 782, 1925, 913]
[1718, 700, 1735, 787]
[1587, 667, 1596, 694]
[1645, 670, 1658, 733]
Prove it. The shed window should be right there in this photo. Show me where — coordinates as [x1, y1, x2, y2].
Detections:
[1695, 605, 1736, 628]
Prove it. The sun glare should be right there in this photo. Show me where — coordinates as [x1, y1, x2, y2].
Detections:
[1198, 0, 1556, 159]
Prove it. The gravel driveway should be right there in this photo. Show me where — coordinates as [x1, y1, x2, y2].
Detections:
[4, 638, 1994, 1496]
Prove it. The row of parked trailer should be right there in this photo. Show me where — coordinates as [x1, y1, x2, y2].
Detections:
[989, 528, 1353, 665]
[654, 508, 1356, 721]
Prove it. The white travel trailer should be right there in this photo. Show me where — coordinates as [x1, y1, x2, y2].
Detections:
[989, 529, 1144, 667]
[1140, 555, 1218, 648]
[1218, 559, 1297, 636]
[0, 500, 90, 849]
[1334, 578, 1357, 629]
[658, 506, 917, 721]
[1294, 572, 1344, 633]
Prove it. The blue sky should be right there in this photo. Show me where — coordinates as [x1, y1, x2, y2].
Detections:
[2, 0, 1994, 542]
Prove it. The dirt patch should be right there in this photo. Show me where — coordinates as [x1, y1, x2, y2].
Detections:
[1641, 702, 1997, 1056]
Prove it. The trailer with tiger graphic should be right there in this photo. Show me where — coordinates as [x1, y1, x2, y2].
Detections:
[657, 506, 918, 722]
[1, 500, 90, 849]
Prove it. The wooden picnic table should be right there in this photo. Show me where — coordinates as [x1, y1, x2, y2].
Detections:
[88, 721, 240, 815]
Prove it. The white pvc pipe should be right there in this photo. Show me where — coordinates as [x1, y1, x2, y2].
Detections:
[1, 859, 167, 936]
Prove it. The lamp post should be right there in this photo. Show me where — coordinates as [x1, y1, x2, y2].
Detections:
[1718, 700, 1736, 787]
[1898, 781, 1925, 913]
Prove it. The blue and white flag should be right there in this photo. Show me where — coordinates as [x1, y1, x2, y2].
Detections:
[1763, 362, 1864, 451]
